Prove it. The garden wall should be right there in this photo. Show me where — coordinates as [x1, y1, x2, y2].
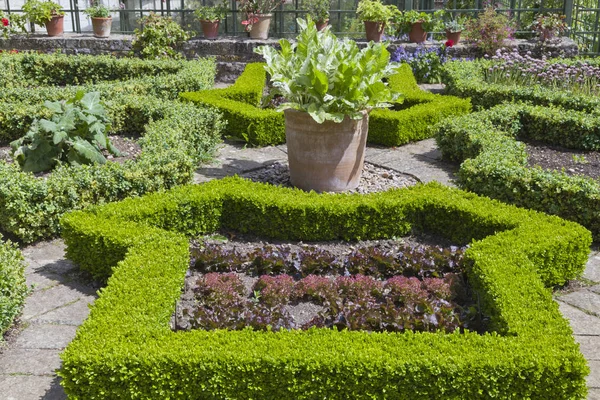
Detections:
[0, 34, 579, 81]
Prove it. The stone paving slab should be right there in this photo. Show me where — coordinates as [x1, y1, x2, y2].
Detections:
[557, 302, 600, 336]
[589, 361, 600, 388]
[585, 248, 600, 283]
[0, 348, 62, 375]
[590, 389, 600, 400]
[573, 335, 600, 361]
[559, 290, 600, 318]
[14, 324, 79, 350]
[0, 375, 65, 400]
[22, 285, 95, 322]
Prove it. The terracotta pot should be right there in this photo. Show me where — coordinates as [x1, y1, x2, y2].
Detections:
[445, 30, 461, 44]
[201, 20, 220, 39]
[408, 22, 427, 43]
[91, 17, 112, 38]
[364, 20, 385, 43]
[315, 19, 329, 31]
[249, 14, 272, 39]
[284, 109, 369, 192]
[45, 15, 64, 37]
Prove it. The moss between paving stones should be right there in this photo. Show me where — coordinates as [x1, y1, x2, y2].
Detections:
[0, 53, 224, 243]
[58, 177, 590, 399]
[443, 58, 600, 112]
[0, 234, 28, 338]
[435, 102, 600, 240]
[181, 63, 471, 147]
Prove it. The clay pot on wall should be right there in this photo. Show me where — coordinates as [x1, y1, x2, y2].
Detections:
[45, 14, 64, 36]
[201, 20, 220, 39]
[315, 19, 329, 31]
[284, 109, 369, 192]
[445, 30, 461, 44]
[91, 17, 112, 38]
[364, 21, 385, 42]
[249, 14, 272, 39]
[408, 22, 427, 43]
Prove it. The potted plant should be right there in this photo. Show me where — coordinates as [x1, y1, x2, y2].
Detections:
[84, 1, 112, 38]
[22, 0, 65, 36]
[444, 18, 465, 44]
[397, 10, 440, 43]
[356, 0, 396, 42]
[529, 13, 567, 42]
[0, 11, 28, 38]
[194, 1, 228, 39]
[465, 6, 515, 55]
[302, 0, 331, 31]
[237, 0, 285, 39]
[255, 17, 400, 192]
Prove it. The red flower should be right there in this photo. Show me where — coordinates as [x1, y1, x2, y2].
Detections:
[1, 18, 9, 27]
[445, 39, 454, 47]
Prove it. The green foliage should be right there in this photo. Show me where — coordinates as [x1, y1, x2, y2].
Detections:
[529, 13, 567, 41]
[83, 2, 111, 18]
[393, 10, 443, 34]
[131, 12, 192, 60]
[256, 18, 400, 123]
[356, 0, 396, 23]
[443, 59, 600, 112]
[11, 91, 118, 173]
[0, 11, 28, 38]
[182, 62, 470, 147]
[0, 235, 28, 338]
[194, 1, 228, 21]
[22, 0, 64, 26]
[58, 177, 589, 398]
[434, 102, 600, 239]
[302, 0, 331, 22]
[464, 6, 515, 55]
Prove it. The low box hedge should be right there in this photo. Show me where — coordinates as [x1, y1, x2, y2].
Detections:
[0, 53, 224, 243]
[435, 102, 600, 239]
[181, 63, 471, 147]
[444, 59, 600, 112]
[58, 177, 590, 399]
[0, 234, 28, 338]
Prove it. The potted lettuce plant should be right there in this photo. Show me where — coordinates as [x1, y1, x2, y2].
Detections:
[255, 17, 400, 192]
[195, 1, 228, 39]
[84, 1, 113, 38]
[23, 0, 65, 36]
[396, 10, 441, 43]
[237, 0, 285, 39]
[356, 0, 396, 42]
[302, 0, 331, 31]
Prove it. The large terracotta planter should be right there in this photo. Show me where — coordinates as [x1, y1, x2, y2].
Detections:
[408, 21, 427, 43]
[91, 17, 112, 38]
[249, 14, 272, 39]
[201, 20, 220, 39]
[284, 109, 369, 192]
[445, 30, 461, 44]
[315, 19, 329, 32]
[364, 20, 385, 43]
[45, 15, 64, 37]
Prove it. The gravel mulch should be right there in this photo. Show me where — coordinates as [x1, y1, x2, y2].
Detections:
[525, 141, 600, 180]
[240, 161, 420, 194]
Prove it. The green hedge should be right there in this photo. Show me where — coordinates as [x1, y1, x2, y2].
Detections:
[181, 63, 471, 147]
[0, 234, 28, 338]
[435, 102, 600, 239]
[444, 59, 600, 112]
[58, 177, 590, 399]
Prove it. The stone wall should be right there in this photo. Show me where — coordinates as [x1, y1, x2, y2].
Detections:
[0, 34, 579, 81]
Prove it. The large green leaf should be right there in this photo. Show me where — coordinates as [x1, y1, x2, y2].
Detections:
[72, 138, 106, 165]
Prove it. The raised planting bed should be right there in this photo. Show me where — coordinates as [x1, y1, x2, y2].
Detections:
[0, 234, 28, 338]
[435, 102, 600, 239]
[58, 177, 591, 399]
[444, 53, 600, 112]
[0, 53, 224, 243]
[181, 63, 471, 147]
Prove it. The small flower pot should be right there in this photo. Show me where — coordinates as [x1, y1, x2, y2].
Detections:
[315, 19, 329, 32]
[91, 17, 112, 38]
[249, 14, 272, 40]
[284, 109, 369, 192]
[45, 14, 64, 37]
[200, 20, 220, 40]
[364, 21, 385, 43]
[445, 30, 461, 44]
[408, 22, 427, 43]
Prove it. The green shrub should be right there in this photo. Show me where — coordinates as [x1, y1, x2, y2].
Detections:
[434, 102, 600, 239]
[131, 12, 192, 60]
[444, 59, 600, 112]
[182, 63, 470, 147]
[58, 177, 590, 399]
[0, 234, 28, 338]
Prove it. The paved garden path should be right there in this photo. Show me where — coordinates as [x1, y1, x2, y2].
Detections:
[1, 139, 599, 399]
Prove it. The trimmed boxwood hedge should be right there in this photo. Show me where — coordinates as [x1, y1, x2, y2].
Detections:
[435, 102, 600, 239]
[444, 59, 600, 112]
[181, 63, 471, 147]
[0, 53, 224, 243]
[58, 177, 590, 399]
[0, 234, 28, 338]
